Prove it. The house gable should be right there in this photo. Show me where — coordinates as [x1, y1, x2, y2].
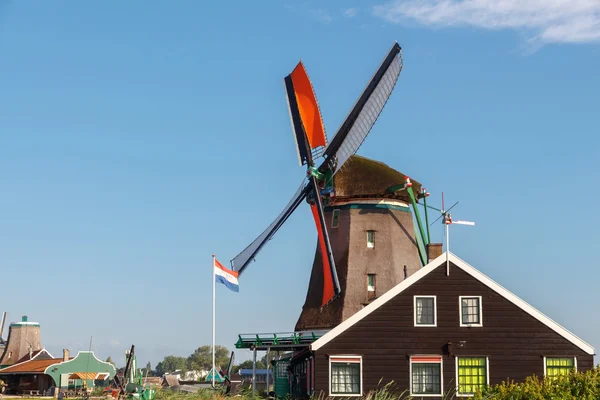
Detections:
[311, 252, 594, 355]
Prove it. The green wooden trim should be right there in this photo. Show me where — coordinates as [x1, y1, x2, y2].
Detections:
[413, 222, 427, 266]
[422, 192, 431, 245]
[407, 186, 428, 249]
[325, 203, 411, 212]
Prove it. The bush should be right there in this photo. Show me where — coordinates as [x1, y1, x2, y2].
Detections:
[475, 367, 600, 400]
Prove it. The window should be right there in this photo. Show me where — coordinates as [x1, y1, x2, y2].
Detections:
[414, 296, 437, 326]
[367, 274, 376, 299]
[367, 274, 375, 292]
[545, 357, 576, 378]
[329, 356, 362, 396]
[457, 357, 488, 396]
[460, 296, 483, 327]
[276, 361, 289, 378]
[410, 356, 443, 396]
[332, 209, 340, 228]
[367, 230, 375, 248]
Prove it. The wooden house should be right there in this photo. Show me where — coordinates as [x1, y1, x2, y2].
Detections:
[287, 253, 595, 398]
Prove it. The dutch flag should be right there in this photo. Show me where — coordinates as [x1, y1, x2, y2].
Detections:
[214, 258, 239, 292]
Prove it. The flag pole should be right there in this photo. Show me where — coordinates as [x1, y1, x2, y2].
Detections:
[212, 254, 216, 389]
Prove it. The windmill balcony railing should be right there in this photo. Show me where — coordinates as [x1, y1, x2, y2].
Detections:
[235, 330, 329, 349]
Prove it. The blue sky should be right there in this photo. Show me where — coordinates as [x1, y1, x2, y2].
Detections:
[1, 1, 599, 367]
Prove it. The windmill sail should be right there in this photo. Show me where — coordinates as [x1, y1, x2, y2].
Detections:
[319, 42, 403, 174]
[285, 62, 327, 166]
[231, 179, 310, 274]
[231, 42, 404, 284]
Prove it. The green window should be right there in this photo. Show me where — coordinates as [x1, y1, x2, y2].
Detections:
[332, 209, 340, 228]
[367, 230, 375, 248]
[367, 274, 375, 291]
[457, 357, 487, 395]
[546, 357, 575, 377]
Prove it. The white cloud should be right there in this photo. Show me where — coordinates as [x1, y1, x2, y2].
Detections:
[344, 8, 358, 18]
[373, 0, 600, 44]
[313, 8, 333, 23]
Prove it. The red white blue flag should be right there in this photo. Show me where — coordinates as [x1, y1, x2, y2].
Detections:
[214, 258, 239, 292]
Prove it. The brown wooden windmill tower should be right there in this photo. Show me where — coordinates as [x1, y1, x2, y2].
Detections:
[230, 42, 441, 331]
[295, 155, 441, 330]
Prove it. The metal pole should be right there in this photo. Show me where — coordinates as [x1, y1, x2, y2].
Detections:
[212, 255, 216, 389]
[446, 221, 450, 276]
[265, 347, 270, 395]
[252, 347, 257, 396]
[423, 189, 431, 247]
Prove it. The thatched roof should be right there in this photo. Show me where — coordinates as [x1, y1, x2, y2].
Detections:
[333, 155, 422, 203]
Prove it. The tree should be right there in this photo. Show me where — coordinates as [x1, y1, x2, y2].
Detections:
[105, 356, 115, 366]
[155, 356, 187, 376]
[142, 361, 153, 377]
[186, 345, 230, 372]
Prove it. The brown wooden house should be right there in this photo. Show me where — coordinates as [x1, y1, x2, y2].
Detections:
[287, 252, 595, 398]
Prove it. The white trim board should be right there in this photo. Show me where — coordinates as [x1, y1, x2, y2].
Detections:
[311, 252, 595, 355]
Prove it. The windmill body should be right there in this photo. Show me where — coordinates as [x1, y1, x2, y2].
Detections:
[296, 156, 425, 330]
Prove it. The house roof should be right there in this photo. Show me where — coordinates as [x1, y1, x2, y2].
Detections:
[163, 375, 179, 387]
[310, 252, 595, 355]
[333, 155, 422, 202]
[142, 377, 163, 385]
[0, 358, 63, 374]
[239, 369, 272, 375]
[15, 349, 54, 364]
[69, 372, 98, 380]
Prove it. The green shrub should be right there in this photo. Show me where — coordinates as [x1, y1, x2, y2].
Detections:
[475, 367, 600, 400]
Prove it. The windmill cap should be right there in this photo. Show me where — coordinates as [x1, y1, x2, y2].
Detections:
[332, 155, 422, 202]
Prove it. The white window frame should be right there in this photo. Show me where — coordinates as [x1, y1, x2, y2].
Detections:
[366, 230, 375, 248]
[409, 355, 443, 397]
[414, 295, 437, 327]
[543, 356, 577, 377]
[459, 296, 483, 327]
[455, 356, 490, 397]
[328, 355, 363, 397]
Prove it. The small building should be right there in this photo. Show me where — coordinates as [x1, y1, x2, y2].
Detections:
[44, 350, 116, 390]
[287, 253, 595, 398]
[0, 349, 62, 394]
[239, 368, 273, 384]
[0, 349, 116, 394]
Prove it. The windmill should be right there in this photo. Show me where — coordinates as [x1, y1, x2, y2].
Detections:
[429, 193, 475, 275]
[230, 42, 404, 310]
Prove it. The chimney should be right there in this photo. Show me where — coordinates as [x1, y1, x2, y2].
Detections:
[63, 349, 69, 362]
[426, 243, 443, 263]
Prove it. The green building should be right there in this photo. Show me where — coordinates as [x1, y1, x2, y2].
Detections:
[44, 351, 116, 389]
